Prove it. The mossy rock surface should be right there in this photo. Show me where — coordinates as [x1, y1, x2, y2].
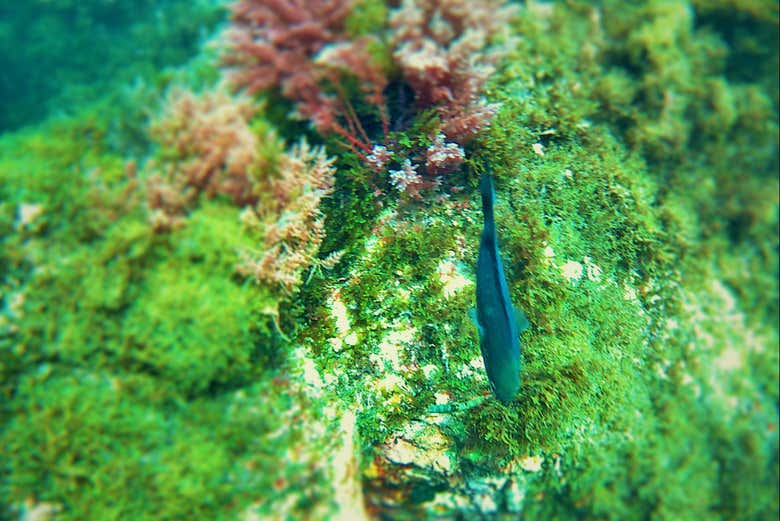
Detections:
[1, 1, 777, 520]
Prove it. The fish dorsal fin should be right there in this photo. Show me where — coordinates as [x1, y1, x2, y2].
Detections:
[515, 307, 530, 332]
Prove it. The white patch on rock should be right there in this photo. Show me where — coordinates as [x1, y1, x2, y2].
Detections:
[434, 392, 450, 405]
[469, 357, 485, 371]
[7, 292, 25, 318]
[372, 373, 406, 394]
[16, 203, 44, 228]
[437, 260, 472, 298]
[373, 325, 417, 372]
[430, 491, 470, 512]
[505, 478, 527, 512]
[519, 454, 544, 472]
[17, 500, 61, 521]
[711, 279, 736, 312]
[330, 410, 370, 521]
[331, 293, 351, 335]
[299, 352, 325, 396]
[623, 282, 638, 301]
[560, 260, 583, 284]
[422, 364, 438, 378]
[583, 256, 602, 282]
[715, 347, 742, 371]
[329, 290, 357, 351]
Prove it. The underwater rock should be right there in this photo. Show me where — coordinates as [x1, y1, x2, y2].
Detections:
[0, 1, 777, 520]
[365, 414, 534, 519]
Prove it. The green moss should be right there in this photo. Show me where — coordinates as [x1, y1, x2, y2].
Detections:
[0, 115, 330, 519]
[1, 0, 777, 519]
[451, 2, 777, 517]
[284, 1, 777, 518]
[346, 0, 388, 38]
[1, 368, 315, 520]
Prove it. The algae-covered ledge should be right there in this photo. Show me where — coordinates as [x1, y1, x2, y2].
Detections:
[1, 0, 778, 520]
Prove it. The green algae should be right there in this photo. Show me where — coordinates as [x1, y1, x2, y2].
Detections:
[1, 0, 778, 520]
[303, 1, 776, 517]
[0, 116, 317, 519]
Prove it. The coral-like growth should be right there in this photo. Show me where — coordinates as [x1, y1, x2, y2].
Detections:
[389, 0, 511, 144]
[1, 2, 778, 520]
[225, 0, 352, 96]
[223, 0, 510, 186]
[366, 144, 392, 172]
[225, 0, 388, 157]
[312, 38, 390, 146]
[146, 88, 260, 231]
[425, 132, 465, 174]
[389, 158, 424, 198]
[237, 141, 341, 292]
[146, 87, 340, 294]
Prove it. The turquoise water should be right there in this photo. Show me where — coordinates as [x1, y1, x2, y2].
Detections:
[0, 0, 224, 132]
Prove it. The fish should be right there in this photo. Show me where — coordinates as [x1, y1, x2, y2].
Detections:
[472, 172, 529, 403]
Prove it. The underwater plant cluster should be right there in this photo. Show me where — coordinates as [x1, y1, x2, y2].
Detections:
[0, 1, 778, 520]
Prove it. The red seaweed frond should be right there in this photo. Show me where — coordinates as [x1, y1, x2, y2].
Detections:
[224, 0, 388, 158]
[390, 0, 513, 144]
[225, 0, 353, 96]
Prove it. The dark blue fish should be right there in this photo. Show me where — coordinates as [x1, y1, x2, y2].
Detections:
[473, 172, 529, 402]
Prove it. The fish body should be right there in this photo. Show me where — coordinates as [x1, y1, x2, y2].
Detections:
[474, 173, 528, 402]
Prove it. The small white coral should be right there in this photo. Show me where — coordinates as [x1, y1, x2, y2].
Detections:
[366, 144, 392, 172]
[425, 133, 465, 174]
[389, 159, 425, 197]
